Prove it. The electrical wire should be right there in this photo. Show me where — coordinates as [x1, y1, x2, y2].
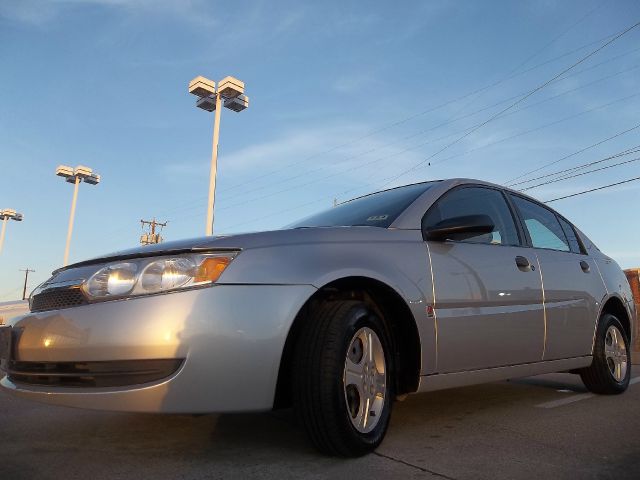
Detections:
[510, 144, 640, 188]
[99, 16, 639, 238]
[210, 20, 625, 197]
[154, 38, 640, 220]
[215, 59, 640, 206]
[439, 0, 608, 124]
[377, 20, 640, 188]
[545, 176, 640, 202]
[393, 92, 640, 177]
[520, 154, 640, 191]
[209, 82, 640, 214]
[505, 124, 640, 186]
[164, 90, 640, 229]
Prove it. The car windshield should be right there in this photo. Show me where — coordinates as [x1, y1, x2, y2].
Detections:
[288, 182, 438, 229]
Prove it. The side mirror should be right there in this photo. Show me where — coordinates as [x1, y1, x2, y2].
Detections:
[423, 214, 495, 242]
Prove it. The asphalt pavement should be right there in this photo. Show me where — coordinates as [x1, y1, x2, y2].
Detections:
[1, 372, 639, 480]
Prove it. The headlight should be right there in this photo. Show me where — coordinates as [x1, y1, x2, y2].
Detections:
[140, 257, 196, 293]
[86, 262, 138, 297]
[82, 252, 237, 301]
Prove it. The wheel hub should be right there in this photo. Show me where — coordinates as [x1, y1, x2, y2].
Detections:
[604, 325, 628, 383]
[343, 327, 386, 434]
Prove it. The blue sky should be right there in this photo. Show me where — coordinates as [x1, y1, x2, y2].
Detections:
[1, 0, 639, 300]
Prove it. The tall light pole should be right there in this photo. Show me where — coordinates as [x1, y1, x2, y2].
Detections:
[56, 165, 101, 266]
[189, 75, 249, 235]
[0, 209, 23, 255]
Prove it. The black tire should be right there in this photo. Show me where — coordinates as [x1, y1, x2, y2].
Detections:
[579, 313, 631, 394]
[293, 300, 394, 457]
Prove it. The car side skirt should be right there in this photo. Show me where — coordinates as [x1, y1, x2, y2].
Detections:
[417, 356, 592, 393]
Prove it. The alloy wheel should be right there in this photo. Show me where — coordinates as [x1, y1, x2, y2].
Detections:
[604, 325, 628, 383]
[343, 327, 387, 434]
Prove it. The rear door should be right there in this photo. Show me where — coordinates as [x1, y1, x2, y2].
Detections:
[424, 186, 545, 373]
[508, 194, 605, 360]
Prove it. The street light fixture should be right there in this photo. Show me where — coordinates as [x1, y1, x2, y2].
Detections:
[189, 75, 249, 235]
[56, 164, 101, 266]
[0, 208, 23, 256]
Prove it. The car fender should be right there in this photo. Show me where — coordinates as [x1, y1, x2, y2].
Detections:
[218, 236, 437, 374]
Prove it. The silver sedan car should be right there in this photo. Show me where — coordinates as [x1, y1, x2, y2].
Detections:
[0, 178, 634, 456]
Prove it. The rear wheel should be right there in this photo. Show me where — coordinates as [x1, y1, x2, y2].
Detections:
[293, 300, 393, 456]
[580, 313, 630, 394]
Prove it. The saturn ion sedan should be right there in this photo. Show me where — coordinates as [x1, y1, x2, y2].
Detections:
[0, 178, 634, 456]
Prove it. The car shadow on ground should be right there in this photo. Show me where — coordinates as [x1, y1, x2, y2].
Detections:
[507, 374, 589, 393]
[2, 373, 615, 480]
[99, 376, 567, 456]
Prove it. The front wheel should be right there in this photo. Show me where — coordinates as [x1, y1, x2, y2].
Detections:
[580, 313, 631, 394]
[293, 300, 393, 456]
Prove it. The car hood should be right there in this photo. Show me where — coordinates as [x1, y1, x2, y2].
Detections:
[63, 226, 408, 270]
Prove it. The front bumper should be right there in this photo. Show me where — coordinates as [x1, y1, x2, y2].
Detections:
[0, 284, 316, 413]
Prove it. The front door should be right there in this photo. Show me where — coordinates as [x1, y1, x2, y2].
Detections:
[424, 186, 545, 373]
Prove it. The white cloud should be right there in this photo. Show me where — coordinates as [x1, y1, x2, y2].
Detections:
[159, 120, 440, 212]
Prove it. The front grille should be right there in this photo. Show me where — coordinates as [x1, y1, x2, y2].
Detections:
[30, 287, 88, 312]
[7, 359, 184, 388]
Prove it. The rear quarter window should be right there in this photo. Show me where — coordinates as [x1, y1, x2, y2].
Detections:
[509, 194, 570, 252]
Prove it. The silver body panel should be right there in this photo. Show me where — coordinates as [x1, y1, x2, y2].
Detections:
[534, 251, 603, 360]
[427, 241, 545, 373]
[417, 356, 592, 392]
[1, 178, 633, 412]
[2, 285, 315, 413]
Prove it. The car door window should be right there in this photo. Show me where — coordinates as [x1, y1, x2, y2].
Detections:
[510, 195, 570, 252]
[423, 187, 520, 245]
[558, 217, 583, 254]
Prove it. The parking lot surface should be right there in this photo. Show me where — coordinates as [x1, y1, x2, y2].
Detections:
[1, 372, 639, 480]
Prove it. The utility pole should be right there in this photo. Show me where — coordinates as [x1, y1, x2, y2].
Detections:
[140, 218, 167, 245]
[19, 268, 35, 300]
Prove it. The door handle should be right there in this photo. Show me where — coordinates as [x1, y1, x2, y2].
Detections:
[515, 256, 533, 270]
[580, 260, 590, 273]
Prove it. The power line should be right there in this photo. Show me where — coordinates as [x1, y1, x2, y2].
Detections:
[207, 22, 626, 198]
[222, 123, 640, 231]
[505, 123, 640, 186]
[445, 0, 608, 117]
[226, 165, 640, 231]
[152, 33, 640, 224]
[500, 1, 608, 74]
[215, 60, 640, 206]
[401, 92, 640, 175]
[377, 20, 640, 187]
[388, 28, 640, 183]
[512, 144, 640, 188]
[212, 85, 640, 214]
[170, 91, 640, 229]
[98, 21, 639, 239]
[207, 44, 640, 210]
[520, 154, 640, 192]
[545, 176, 640, 202]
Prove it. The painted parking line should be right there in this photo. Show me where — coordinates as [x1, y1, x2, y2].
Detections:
[535, 376, 640, 409]
[536, 393, 594, 409]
